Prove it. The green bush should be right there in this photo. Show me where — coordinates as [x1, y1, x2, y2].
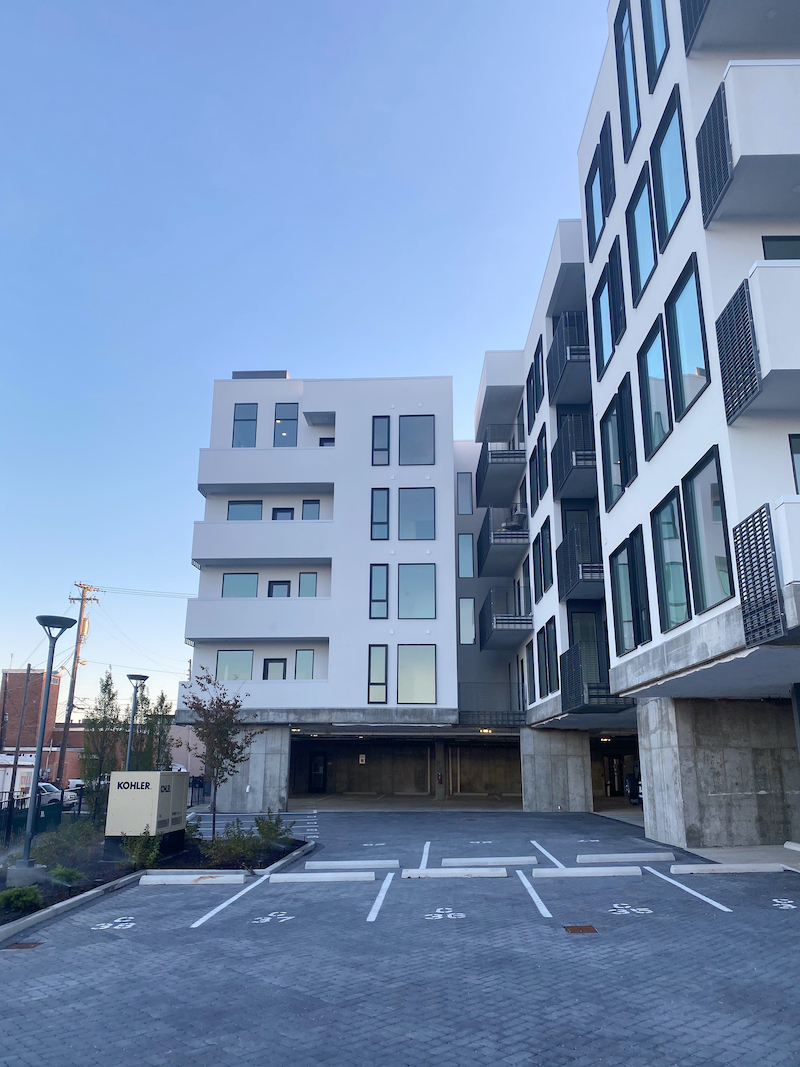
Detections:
[120, 825, 163, 870]
[200, 819, 260, 869]
[254, 810, 294, 849]
[49, 865, 87, 886]
[0, 885, 43, 912]
[184, 819, 203, 844]
[31, 819, 103, 868]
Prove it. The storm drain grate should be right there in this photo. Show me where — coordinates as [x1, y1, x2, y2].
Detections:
[3, 942, 43, 950]
[564, 926, 597, 934]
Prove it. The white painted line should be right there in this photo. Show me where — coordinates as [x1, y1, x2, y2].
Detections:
[644, 866, 732, 912]
[577, 852, 675, 864]
[305, 860, 399, 870]
[669, 863, 786, 875]
[442, 857, 539, 867]
[270, 871, 376, 883]
[530, 840, 565, 868]
[190, 873, 271, 929]
[529, 866, 642, 879]
[420, 841, 431, 869]
[366, 873, 394, 922]
[402, 867, 507, 879]
[141, 873, 246, 885]
[784, 841, 800, 853]
[516, 870, 553, 918]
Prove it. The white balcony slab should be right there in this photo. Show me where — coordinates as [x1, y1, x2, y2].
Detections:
[185, 596, 335, 642]
[529, 866, 642, 878]
[198, 446, 336, 496]
[191, 519, 333, 567]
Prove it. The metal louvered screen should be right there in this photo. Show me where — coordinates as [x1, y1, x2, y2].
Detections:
[733, 504, 786, 647]
[716, 279, 761, 423]
[681, 0, 710, 53]
[696, 83, 733, 226]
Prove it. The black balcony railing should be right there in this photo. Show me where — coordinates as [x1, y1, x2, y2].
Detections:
[680, 0, 710, 53]
[716, 278, 761, 423]
[733, 503, 786, 647]
[555, 523, 603, 601]
[696, 82, 732, 226]
[477, 506, 529, 576]
[546, 312, 590, 403]
[560, 642, 636, 714]
[551, 414, 596, 498]
[476, 423, 527, 507]
[478, 586, 533, 650]
[457, 682, 528, 727]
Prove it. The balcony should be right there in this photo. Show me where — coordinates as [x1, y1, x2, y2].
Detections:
[477, 507, 530, 578]
[478, 586, 533, 651]
[681, 0, 800, 55]
[551, 415, 596, 499]
[546, 312, 590, 406]
[696, 62, 800, 227]
[555, 524, 604, 601]
[475, 424, 526, 508]
[457, 682, 527, 727]
[559, 643, 636, 715]
[733, 503, 788, 647]
[198, 446, 336, 496]
[185, 596, 334, 642]
[191, 520, 333, 567]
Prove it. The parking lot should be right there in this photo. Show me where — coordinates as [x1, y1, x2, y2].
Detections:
[2, 811, 799, 1067]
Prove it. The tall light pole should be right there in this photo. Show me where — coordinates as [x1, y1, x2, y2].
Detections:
[16, 615, 76, 868]
[125, 674, 148, 772]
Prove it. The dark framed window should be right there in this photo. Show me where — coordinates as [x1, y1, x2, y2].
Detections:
[637, 317, 672, 458]
[526, 338, 545, 430]
[525, 641, 535, 703]
[227, 500, 262, 521]
[682, 447, 733, 613]
[536, 627, 548, 699]
[651, 488, 691, 631]
[458, 533, 474, 579]
[585, 114, 616, 261]
[398, 563, 436, 619]
[641, 0, 668, 91]
[371, 488, 389, 540]
[593, 268, 614, 377]
[372, 416, 390, 466]
[302, 499, 320, 520]
[526, 356, 537, 433]
[791, 435, 800, 493]
[232, 403, 257, 448]
[763, 236, 800, 261]
[532, 537, 543, 603]
[536, 426, 548, 498]
[665, 254, 709, 419]
[273, 403, 298, 448]
[216, 650, 253, 681]
[268, 580, 291, 598]
[614, 0, 641, 160]
[650, 87, 689, 251]
[263, 658, 287, 680]
[398, 487, 435, 540]
[272, 507, 294, 521]
[320, 437, 335, 447]
[529, 450, 539, 515]
[545, 617, 559, 694]
[600, 374, 637, 511]
[367, 645, 388, 704]
[222, 573, 258, 598]
[398, 415, 435, 465]
[541, 518, 553, 591]
[610, 525, 651, 656]
[369, 564, 389, 619]
[397, 645, 436, 704]
[295, 649, 314, 680]
[626, 164, 657, 304]
[457, 472, 473, 515]
[459, 598, 476, 644]
[609, 237, 627, 345]
[298, 572, 317, 598]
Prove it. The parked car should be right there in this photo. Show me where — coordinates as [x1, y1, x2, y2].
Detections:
[37, 782, 78, 811]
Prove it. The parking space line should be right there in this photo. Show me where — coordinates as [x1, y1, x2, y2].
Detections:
[419, 841, 431, 869]
[190, 874, 270, 929]
[644, 866, 733, 912]
[366, 873, 394, 922]
[530, 840, 565, 868]
[516, 870, 553, 918]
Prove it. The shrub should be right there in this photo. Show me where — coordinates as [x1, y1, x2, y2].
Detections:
[254, 811, 294, 849]
[0, 885, 43, 912]
[120, 826, 163, 870]
[184, 819, 203, 844]
[31, 819, 103, 868]
[49, 866, 87, 886]
[199, 819, 261, 870]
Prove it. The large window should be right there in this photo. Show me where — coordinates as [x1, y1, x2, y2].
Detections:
[532, 537, 543, 603]
[272, 507, 293, 521]
[651, 489, 691, 631]
[398, 487, 435, 540]
[222, 573, 258, 598]
[526, 338, 545, 429]
[456, 472, 473, 515]
[525, 641, 535, 703]
[227, 500, 262, 521]
[593, 240, 626, 378]
[763, 236, 800, 261]
[216, 650, 253, 681]
[536, 427, 548, 498]
[637, 318, 672, 457]
[536, 618, 559, 698]
[682, 448, 733, 613]
[369, 564, 389, 618]
[398, 564, 436, 619]
[459, 598, 476, 645]
[371, 488, 389, 540]
[268, 580, 291, 598]
[651, 88, 689, 251]
[665, 255, 709, 419]
[458, 533, 474, 579]
[273, 403, 298, 448]
[263, 658, 286, 680]
[641, 0, 668, 91]
[626, 165, 657, 304]
[397, 645, 436, 704]
[614, 0, 641, 160]
[600, 374, 637, 510]
[367, 645, 388, 704]
[232, 403, 257, 448]
[372, 416, 390, 466]
[610, 526, 651, 656]
[298, 572, 317, 598]
[541, 519, 553, 592]
[791, 435, 800, 493]
[529, 450, 539, 515]
[302, 500, 320, 520]
[585, 114, 616, 261]
[295, 650, 314, 680]
[398, 415, 434, 465]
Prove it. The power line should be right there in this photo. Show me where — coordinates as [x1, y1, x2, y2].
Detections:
[96, 585, 193, 599]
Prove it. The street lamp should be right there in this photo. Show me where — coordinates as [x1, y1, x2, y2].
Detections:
[16, 615, 76, 868]
[125, 674, 149, 772]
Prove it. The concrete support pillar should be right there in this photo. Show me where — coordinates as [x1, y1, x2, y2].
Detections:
[434, 741, 445, 800]
[520, 728, 592, 812]
[215, 726, 291, 813]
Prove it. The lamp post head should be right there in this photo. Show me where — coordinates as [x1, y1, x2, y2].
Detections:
[127, 674, 148, 685]
[36, 615, 77, 641]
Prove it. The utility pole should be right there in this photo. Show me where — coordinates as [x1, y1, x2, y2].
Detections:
[54, 583, 100, 787]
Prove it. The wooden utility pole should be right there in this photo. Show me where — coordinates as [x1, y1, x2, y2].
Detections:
[54, 583, 100, 787]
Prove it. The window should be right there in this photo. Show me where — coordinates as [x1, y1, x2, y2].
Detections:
[273, 403, 298, 447]
[600, 374, 638, 511]
[398, 415, 434, 465]
[459, 599, 476, 645]
[369, 564, 389, 618]
[320, 437, 335, 447]
[398, 487, 435, 540]
[263, 659, 287, 680]
[637, 318, 672, 457]
[371, 488, 389, 540]
[585, 115, 616, 260]
[457, 472, 473, 515]
[763, 236, 800, 261]
[298, 572, 317, 598]
[626, 165, 657, 304]
[682, 448, 733, 613]
[398, 564, 436, 619]
[614, 0, 641, 160]
[295, 649, 314, 680]
[536, 619, 559, 697]
[610, 526, 651, 655]
[216, 650, 253, 681]
[791, 436, 800, 493]
[397, 645, 436, 704]
[367, 645, 388, 704]
[541, 518, 553, 591]
[268, 580, 291, 597]
[651, 88, 689, 251]
[529, 450, 539, 515]
[536, 427, 548, 498]
[525, 641, 535, 703]
[372, 416, 390, 466]
[458, 533, 474, 579]
[302, 500, 320, 520]
[227, 500, 262, 521]
[641, 0, 668, 91]
[272, 507, 294, 521]
[526, 339, 545, 429]
[593, 269, 614, 377]
[536, 628, 548, 699]
[232, 403, 257, 448]
[608, 237, 627, 346]
[651, 489, 691, 631]
[222, 573, 258, 598]
[532, 537, 543, 603]
[665, 255, 709, 419]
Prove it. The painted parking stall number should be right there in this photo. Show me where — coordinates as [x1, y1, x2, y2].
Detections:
[425, 907, 466, 920]
[772, 898, 797, 909]
[91, 916, 136, 930]
[252, 911, 295, 924]
[608, 903, 653, 915]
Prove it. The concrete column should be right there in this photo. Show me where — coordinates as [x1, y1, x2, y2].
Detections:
[434, 741, 445, 800]
[520, 728, 592, 812]
[215, 726, 291, 814]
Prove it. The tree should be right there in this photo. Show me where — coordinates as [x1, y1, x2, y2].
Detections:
[80, 670, 125, 822]
[129, 690, 174, 772]
[180, 671, 257, 839]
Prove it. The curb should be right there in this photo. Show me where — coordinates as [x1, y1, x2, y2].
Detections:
[0, 872, 141, 945]
[254, 839, 316, 875]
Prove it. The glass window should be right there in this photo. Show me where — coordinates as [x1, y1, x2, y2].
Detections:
[541, 519, 553, 591]
[273, 402, 298, 448]
[529, 450, 539, 515]
[586, 153, 605, 258]
[368, 645, 388, 704]
[763, 236, 800, 261]
[638, 318, 672, 457]
[302, 500, 320, 520]
[536, 427, 548, 498]
[608, 237, 627, 345]
[398, 415, 435, 465]
[534, 341, 545, 411]
[232, 403, 257, 448]
[397, 645, 436, 704]
[791, 436, 800, 493]
[682, 448, 733, 613]
[398, 487, 435, 540]
[222, 573, 258, 598]
[216, 650, 253, 681]
[641, 0, 668, 91]
[369, 564, 389, 618]
[626, 166, 657, 303]
[398, 564, 436, 619]
[263, 658, 286, 680]
[593, 270, 614, 376]
[272, 507, 294, 521]
[614, 1, 640, 159]
[457, 473, 473, 515]
[629, 525, 652, 647]
[268, 580, 291, 597]
[536, 627, 548, 699]
[525, 641, 535, 703]
[319, 437, 335, 447]
[610, 543, 636, 655]
[651, 90, 689, 250]
[371, 488, 389, 540]
[458, 533, 474, 579]
[295, 649, 314, 680]
[601, 399, 624, 510]
[651, 489, 691, 631]
[545, 617, 559, 694]
[665, 256, 709, 418]
[372, 416, 390, 466]
[227, 500, 262, 521]
[532, 536, 543, 602]
[298, 572, 317, 598]
[459, 598, 476, 645]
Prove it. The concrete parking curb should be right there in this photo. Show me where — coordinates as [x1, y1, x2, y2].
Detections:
[253, 839, 316, 874]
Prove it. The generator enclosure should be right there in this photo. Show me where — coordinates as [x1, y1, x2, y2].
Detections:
[105, 771, 189, 838]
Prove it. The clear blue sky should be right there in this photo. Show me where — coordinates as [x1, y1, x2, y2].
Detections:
[0, 0, 607, 714]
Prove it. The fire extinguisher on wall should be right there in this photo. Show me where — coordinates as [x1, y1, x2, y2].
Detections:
[437, 771, 443, 785]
